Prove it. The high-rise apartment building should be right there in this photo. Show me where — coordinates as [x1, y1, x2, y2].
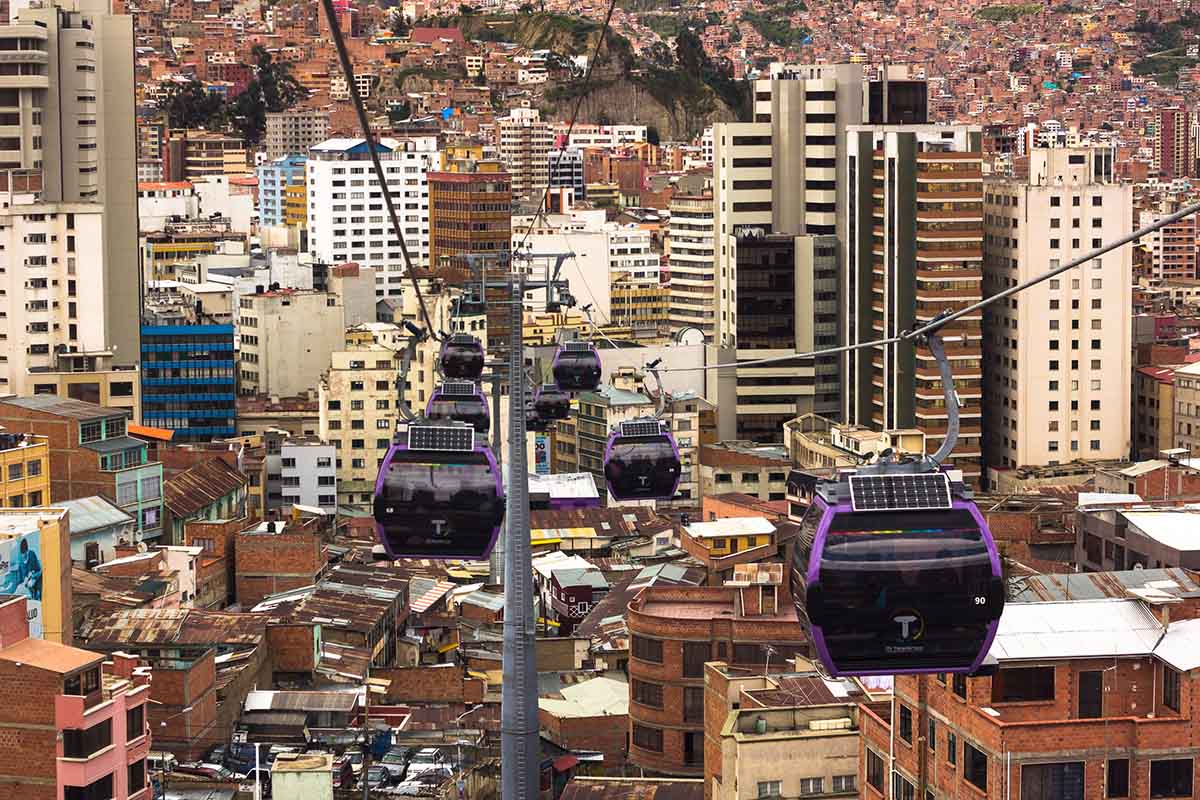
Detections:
[497, 108, 552, 200]
[279, 438, 337, 513]
[318, 336, 401, 508]
[0, 0, 139, 366]
[1138, 205, 1197, 281]
[844, 125, 985, 483]
[1156, 106, 1196, 181]
[264, 109, 330, 161]
[141, 294, 236, 442]
[668, 194, 716, 340]
[982, 146, 1131, 474]
[733, 232, 839, 441]
[713, 64, 928, 432]
[165, 129, 249, 180]
[236, 288, 347, 397]
[546, 147, 585, 198]
[306, 137, 440, 297]
[257, 154, 306, 228]
[428, 161, 513, 350]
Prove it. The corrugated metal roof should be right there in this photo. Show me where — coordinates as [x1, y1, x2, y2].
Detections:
[459, 589, 505, 612]
[552, 567, 608, 589]
[410, 580, 456, 614]
[84, 608, 272, 647]
[163, 458, 247, 517]
[0, 395, 115, 420]
[244, 690, 358, 713]
[1008, 569, 1200, 603]
[56, 496, 134, 535]
[538, 675, 629, 719]
[990, 599, 1164, 662]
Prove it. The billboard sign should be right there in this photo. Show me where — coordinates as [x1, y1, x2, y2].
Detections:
[0, 530, 42, 638]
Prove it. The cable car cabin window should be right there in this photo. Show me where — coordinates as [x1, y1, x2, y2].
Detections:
[817, 510, 996, 672]
[374, 450, 501, 558]
[1163, 666, 1181, 712]
[1022, 762, 1084, 800]
[632, 635, 662, 663]
[1151, 759, 1193, 798]
[964, 742, 988, 791]
[991, 666, 1055, 703]
[1107, 759, 1130, 798]
[866, 750, 885, 791]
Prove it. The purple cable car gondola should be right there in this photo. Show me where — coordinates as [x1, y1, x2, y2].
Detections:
[552, 341, 602, 393]
[439, 334, 485, 381]
[426, 381, 489, 436]
[373, 424, 504, 560]
[791, 471, 1005, 677]
[533, 384, 571, 421]
[602, 419, 681, 501]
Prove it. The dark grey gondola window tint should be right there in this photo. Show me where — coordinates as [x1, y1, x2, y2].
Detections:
[606, 438, 680, 500]
[375, 451, 501, 556]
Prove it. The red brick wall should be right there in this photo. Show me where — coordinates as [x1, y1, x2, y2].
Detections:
[155, 446, 238, 479]
[234, 530, 323, 607]
[0, 405, 120, 504]
[0, 659, 63, 796]
[538, 710, 628, 767]
[375, 665, 483, 704]
[459, 599, 502, 624]
[266, 623, 317, 673]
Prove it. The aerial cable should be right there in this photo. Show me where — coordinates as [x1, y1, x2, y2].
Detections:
[653, 200, 1200, 373]
[319, 0, 438, 336]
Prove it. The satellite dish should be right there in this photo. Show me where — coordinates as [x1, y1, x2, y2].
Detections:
[1133, 563, 1144, 571]
[136, 542, 147, 553]
[675, 327, 705, 346]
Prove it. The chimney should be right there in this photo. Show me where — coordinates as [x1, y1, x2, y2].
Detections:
[107, 651, 139, 681]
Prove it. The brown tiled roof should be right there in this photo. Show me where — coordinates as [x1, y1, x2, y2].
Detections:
[0, 637, 103, 675]
[163, 458, 247, 517]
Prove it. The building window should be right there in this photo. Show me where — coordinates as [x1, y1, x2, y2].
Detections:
[26, 460, 41, 477]
[1150, 759, 1193, 798]
[1107, 759, 1129, 798]
[1163, 666, 1181, 712]
[992, 666, 1054, 702]
[867, 749, 885, 791]
[756, 781, 780, 798]
[899, 703, 913, 743]
[682, 641, 709, 678]
[126, 704, 145, 741]
[964, 741, 988, 791]
[1021, 762, 1084, 800]
[832, 775, 856, 793]
[6, 463, 20, 481]
[953, 674, 967, 699]
[947, 731, 957, 764]
[928, 717, 936, 751]
[128, 759, 146, 794]
[632, 724, 662, 752]
[631, 635, 662, 663]
[64, 773, 113, 800]
[799, 777, 824, 796]
[892, 773, 916, 800]
[62, 718, 112, 758]
[79, 421, 102, 443]
[632, 679, 663, 709]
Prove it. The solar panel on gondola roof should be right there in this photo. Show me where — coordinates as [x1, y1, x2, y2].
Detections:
[849, 473, 952, 512]
[407, 426, 475, 452]
[620, 420, 662, 438]
[563, 341, 591, 352]
[438, 381, 478, 396]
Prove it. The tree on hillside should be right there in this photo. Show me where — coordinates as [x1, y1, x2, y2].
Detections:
[229, 45, 307, 145]
[159, 79, 224, 130]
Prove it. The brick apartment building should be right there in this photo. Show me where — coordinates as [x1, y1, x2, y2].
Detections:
[234, 518, 324, 607]
[0, 397, 165, 544]
[860, 592, 1200, 800]
[0, 595, 152, 800]
[626, 571, 807, 776]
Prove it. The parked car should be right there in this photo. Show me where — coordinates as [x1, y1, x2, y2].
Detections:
[359, 765, 393, 792]
[241, 767, 272, 798]
[403, 748, 449, 780]
[345, 750, 364, 776]
[377, 747, 412, 780]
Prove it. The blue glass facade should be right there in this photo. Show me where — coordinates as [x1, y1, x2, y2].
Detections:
[140, 323, 237, 441]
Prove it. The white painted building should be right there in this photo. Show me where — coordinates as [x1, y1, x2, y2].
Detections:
[306, 137, 440, 296]
[280, 439, 338, 513]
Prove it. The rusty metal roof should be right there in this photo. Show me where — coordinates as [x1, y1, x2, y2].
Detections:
[163, 458, 248, 518]
[83, 608, 274, 648]
[0, 395, 117, 420]
[1008, 568, 1200, 603]
[561, 779, 704, 800]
